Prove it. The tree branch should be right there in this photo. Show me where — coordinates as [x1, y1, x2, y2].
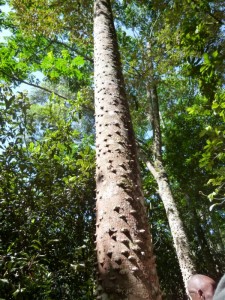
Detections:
[191, 0, 225, 25]
[48, 38, 94, 63]
[146, 160, 158, 178]
[1, 70, 68, 100]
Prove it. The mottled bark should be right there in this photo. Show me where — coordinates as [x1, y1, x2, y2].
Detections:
[146, 160, 196, 287]
[146, 56, 196, 290]
[94, 0, 161, 299]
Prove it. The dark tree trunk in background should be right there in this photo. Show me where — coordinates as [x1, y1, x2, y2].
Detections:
[94, 0, 161, 299]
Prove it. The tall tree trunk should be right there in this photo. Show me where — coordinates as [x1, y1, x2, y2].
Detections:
[94, 1, 161, 299]
[145, 55, 197, 290]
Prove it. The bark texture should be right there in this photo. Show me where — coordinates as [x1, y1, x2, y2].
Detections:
[146, 160, 196, 287]
[146, 57, 196, 290]
[94, 1, 161, 299]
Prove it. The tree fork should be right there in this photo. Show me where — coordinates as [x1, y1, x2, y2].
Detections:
[94, 0, 161, 299]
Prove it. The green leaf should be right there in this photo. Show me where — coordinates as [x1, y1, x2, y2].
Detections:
[203, 53, 210, 64]
[71, 56, 85, 67]
[12, 288, 26, 297]
[0, 279, 9, 284]
[212, 50, 218, 58]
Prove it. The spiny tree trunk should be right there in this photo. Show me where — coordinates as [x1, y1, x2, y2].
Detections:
[94, 1, 161, 299]
[145, 56, 196, 290]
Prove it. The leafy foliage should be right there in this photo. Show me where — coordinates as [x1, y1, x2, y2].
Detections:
[0, 85, 96, 299]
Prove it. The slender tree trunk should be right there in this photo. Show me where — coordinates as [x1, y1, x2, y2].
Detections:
[145, 55, 196, 290]
[94, 1, 161, 299]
